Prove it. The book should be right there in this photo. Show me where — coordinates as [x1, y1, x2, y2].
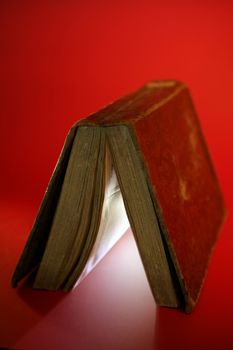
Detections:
[11, 80, 226, 312]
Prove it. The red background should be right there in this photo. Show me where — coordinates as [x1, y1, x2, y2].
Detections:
[0, 1, 232, 349]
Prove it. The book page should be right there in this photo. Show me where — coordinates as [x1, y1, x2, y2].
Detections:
[74, 145, 130, 287]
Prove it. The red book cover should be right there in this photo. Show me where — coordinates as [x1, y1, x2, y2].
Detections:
[82, 80, 226, 310]
[12, 81, 226, 312]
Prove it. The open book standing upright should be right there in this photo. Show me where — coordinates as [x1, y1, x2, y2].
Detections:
[12, 81, 226, 312]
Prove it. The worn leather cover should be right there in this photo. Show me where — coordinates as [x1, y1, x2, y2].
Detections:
[79, 80, 226, 310]
[12, 80, 226, 311]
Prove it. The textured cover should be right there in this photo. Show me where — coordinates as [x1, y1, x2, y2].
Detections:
[79, 80, 226, 310]
[12, 80, 226, 311]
